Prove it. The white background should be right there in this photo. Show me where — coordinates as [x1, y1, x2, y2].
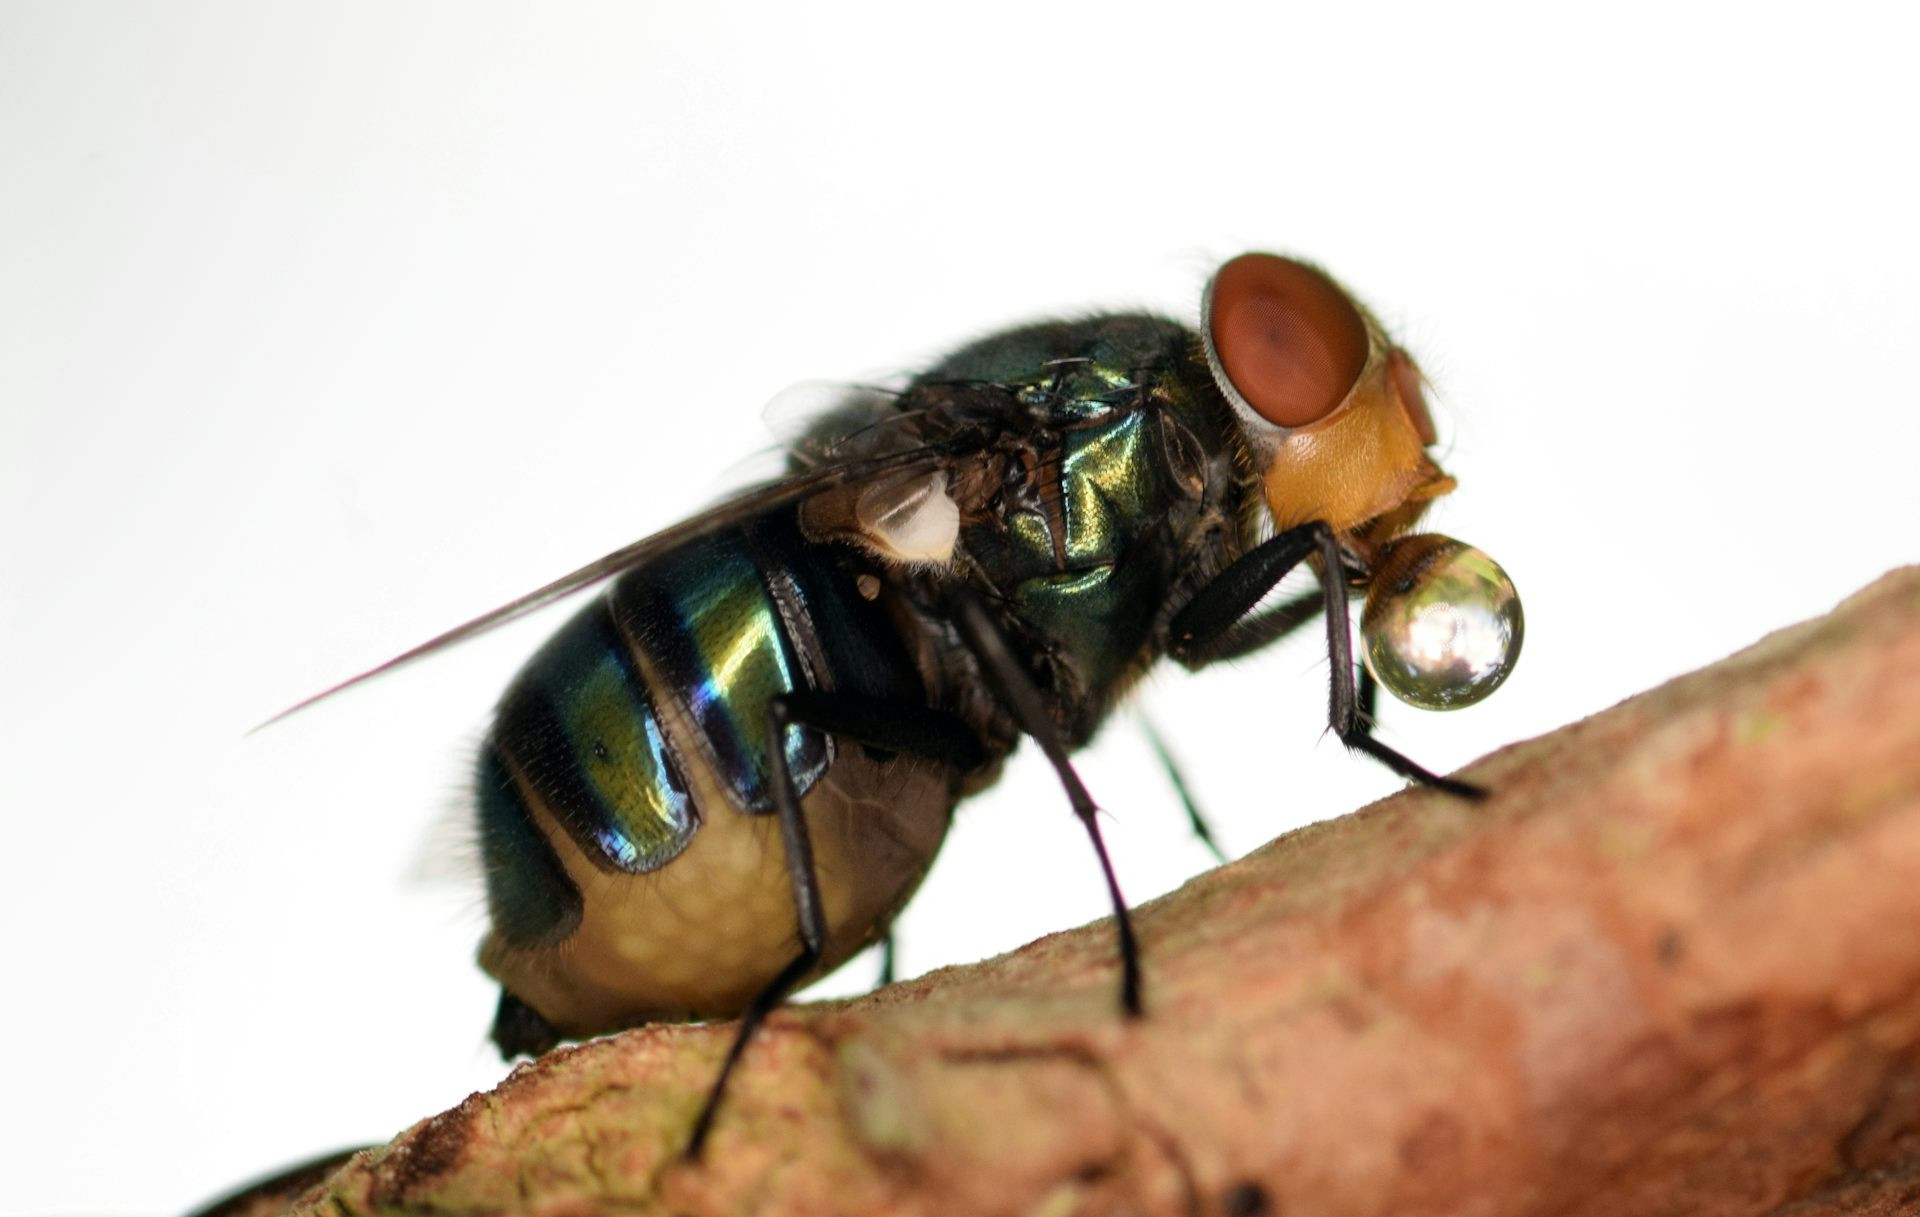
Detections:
[4, 4, 1918, 1213]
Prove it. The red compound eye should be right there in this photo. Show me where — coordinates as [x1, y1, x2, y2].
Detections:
[1388, 347, 1438, 446]
[1205, 254, 1369, 428]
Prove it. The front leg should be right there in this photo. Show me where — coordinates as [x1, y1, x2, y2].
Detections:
[1168, 521, 1482, 799]
[1167, 524, 1324, 667]
[1312, 526, 1484, 799]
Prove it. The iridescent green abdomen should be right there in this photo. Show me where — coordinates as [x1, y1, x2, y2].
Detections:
[477, 512, 927, 959]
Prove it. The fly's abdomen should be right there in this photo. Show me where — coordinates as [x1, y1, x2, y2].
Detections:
[477, 512, 956, 1035]
[474, 592, 699, 952]
[611, 522, 831, 815]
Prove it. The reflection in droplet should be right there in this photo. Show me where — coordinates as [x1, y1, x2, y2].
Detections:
[1362, 538, 1523, 710]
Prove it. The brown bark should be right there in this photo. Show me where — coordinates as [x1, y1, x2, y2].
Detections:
[278, 568, 1920, 1217]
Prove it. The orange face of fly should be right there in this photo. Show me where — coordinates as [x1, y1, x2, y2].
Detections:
[1203, 254, 1455, 539]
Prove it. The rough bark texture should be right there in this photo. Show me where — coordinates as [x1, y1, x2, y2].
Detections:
[273, 568, 1920, 1217]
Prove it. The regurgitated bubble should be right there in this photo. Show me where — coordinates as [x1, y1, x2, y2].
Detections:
[1361, 538, 1523, 710]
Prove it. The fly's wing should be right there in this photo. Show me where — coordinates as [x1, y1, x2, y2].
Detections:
[255, 437, 948, 729]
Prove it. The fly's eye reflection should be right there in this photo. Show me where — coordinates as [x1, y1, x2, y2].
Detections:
[1203, 252, 1369, 428]
[264, 250, 1519, 1160]
[1361, 536, 1524, 710]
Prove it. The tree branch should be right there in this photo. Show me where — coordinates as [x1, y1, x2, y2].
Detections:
[265, 568, 1920, 1217]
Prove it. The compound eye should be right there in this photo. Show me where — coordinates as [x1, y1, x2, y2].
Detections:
[1205, 254, 1370, 428]
[1387, 347, 1439, 446]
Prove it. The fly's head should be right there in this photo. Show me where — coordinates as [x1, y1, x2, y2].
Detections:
[1201, 253, 1522, 710]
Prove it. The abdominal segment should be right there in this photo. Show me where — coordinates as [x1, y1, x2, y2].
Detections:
[474, 512, 956, 1035]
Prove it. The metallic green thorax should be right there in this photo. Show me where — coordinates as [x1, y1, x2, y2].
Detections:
[905, 315, 1240, 739]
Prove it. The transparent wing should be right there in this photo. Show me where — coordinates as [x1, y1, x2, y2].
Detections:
[254, 441, 947, 730]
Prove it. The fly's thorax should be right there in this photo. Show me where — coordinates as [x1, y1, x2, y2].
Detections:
[912, 317, 1245, 727]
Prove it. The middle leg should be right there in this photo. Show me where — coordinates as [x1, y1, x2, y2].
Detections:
[947, 584, 1144, 1016]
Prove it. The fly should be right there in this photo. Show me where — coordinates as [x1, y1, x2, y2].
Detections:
[270, 252, 1523, 1157]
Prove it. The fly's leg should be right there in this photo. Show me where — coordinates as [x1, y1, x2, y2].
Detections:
[1166, 521, 1481, 798]
[1312, 526, 1485, 799]
[685, 690, 981, 1159]
[947, 585, 1143, 1016]
[1137, 714, 1228, 865]
[492, 989, 560, 1058]
[1175, 587, 1324, 666]
[774, 689, 984, 770]
[768, 689, 985, 998]
[1201, 589, 1325, 664]
[684, 697, 826, 1160]
[1166, 526, 1324, 666]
